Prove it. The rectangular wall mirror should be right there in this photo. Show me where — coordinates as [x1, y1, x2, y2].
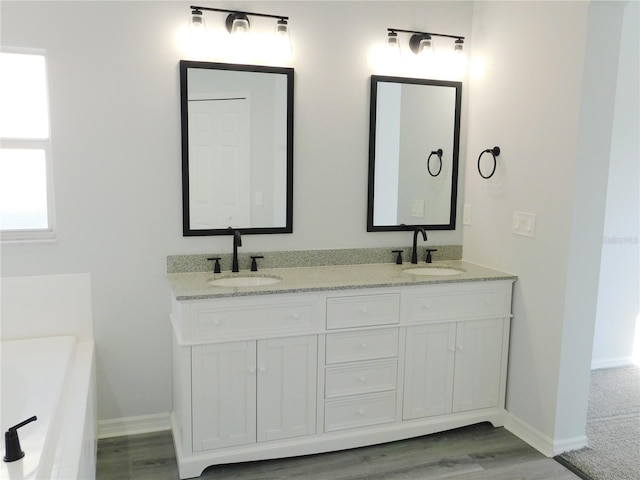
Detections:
[180, 60, 294, 236]
[367, 75, 461, 231]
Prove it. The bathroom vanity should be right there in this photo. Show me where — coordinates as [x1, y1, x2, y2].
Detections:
[168, 261, 515, 479]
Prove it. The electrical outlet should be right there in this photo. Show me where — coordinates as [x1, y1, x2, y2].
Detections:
[512, 211, 536, 237]
[463, 204, 472, 225]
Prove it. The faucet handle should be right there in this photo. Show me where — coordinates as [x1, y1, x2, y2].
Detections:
[392, 250, 403, 265]
[425, 249, 438, 264]
[207, 257, 222, 274]
[4, 416, 37, 463]
[250, 256, 264, 272]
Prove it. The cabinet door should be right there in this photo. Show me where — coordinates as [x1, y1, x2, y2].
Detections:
[403, 323, 456, 419]
[192, 341, 257, 451]
[452, 319, 504, 413]
[257, 335, 317, 442]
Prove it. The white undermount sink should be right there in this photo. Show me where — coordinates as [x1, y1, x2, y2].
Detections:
[403, 266, 464, 276]
[208, 275, 282, 287]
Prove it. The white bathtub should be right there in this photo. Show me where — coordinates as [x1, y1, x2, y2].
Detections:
[1, 274, 96, 480]
[0, 336, 96, 480]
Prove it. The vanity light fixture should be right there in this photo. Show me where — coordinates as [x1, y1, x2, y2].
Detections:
[386, 30, 401, 55]
[189, 5, 291, 50]
[387, 28, 464, 57]
[190, 8, 205, 30]
[410, 33, 434, 57]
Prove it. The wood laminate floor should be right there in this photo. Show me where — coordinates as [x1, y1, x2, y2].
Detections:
[97, 423, 580, 480]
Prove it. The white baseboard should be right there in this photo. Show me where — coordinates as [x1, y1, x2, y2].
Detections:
[591, 356, 634, 370]
[98, 413, 171, 439]
[504, 413, 587, 457]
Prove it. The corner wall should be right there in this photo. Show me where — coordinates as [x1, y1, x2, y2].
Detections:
[591, 0, 639, 369]
[464, 0, 628, 453]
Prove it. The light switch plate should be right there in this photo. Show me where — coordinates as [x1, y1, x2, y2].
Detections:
[513, 211, 536, 237]
[412, 199, 425, 218]
[463, 204, 472, 225]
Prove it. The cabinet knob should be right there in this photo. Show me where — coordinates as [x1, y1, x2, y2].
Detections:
[292, 312, 300, 320]
[360, 343, 367, 349]
[485, 299, 491, 305]
[449, 347, 456, 352]
[212, 319, 220, 326]
[248, 367, 256, 374]
[423, 303, 431, 309]
[356, 409, 365, 416]
[360, 306, 368, 314]
[358, 376, 367, 383]
[259, 366, 267, 373]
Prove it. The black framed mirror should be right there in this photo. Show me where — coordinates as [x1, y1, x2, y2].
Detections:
[180, 60, 294, 236]
[367, 75, 461, 231]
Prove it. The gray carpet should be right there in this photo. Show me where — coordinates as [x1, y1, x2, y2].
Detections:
[556, 365, 640, 480]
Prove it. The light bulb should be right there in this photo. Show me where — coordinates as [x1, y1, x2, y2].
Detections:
[418, 36, 434, 57]
[387, 31, 400, 56]
[454, 38, 464, 54]
[231, 17, 250, 35]
[275, 19, 292, 57]
[189, 9, 205, 30]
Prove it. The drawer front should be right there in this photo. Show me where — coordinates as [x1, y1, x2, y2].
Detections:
[325, 360, 398, 398]
[191, 301, 316, 340]
[327, 294, 400, 329]
[326, 329, 399, 364]
[324, 392, 396, 432]
[405, 285, 508, 323]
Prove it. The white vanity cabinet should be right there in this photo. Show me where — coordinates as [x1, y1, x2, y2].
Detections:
[170, 293, 323, 477]
[170, 278, 514, 479]
[403, 319, 505, 419]
[191, 335, 317, 451]
[402, 282, 511, 420]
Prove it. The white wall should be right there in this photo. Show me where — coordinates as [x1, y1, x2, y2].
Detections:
[0, 1, 472, 423]
[464, 0, 628, 453]
[591, 0, 639, 369]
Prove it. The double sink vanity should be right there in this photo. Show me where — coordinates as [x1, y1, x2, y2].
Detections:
[173, 57, 514, 479]
[168, 253, 516, 479]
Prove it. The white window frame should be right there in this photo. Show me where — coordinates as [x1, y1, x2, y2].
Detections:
[1, 47, 57, 243]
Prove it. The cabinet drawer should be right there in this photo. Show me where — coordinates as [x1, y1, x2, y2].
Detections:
[405, 285, 509, 323]
[324, 392, 396, 432]
[327, 294, 400, 329]
[190, 301, 316, 340]
[325, 360, 397, 398]
[326, 329, 398, 364]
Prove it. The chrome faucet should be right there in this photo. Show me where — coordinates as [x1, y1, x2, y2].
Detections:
[411, 227, 427, 264]
[230, 229, 242, 273]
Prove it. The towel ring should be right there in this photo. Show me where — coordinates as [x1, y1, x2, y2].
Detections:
[427, 149, 443, 177]
[477, 146, 501, 179]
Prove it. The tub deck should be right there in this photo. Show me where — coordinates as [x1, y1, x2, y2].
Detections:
[1, 274, 96, 480]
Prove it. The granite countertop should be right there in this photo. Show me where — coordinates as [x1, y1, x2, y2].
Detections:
[167, 260, 517, 300]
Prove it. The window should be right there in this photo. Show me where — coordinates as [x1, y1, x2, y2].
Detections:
[0, 50, 56, 241]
